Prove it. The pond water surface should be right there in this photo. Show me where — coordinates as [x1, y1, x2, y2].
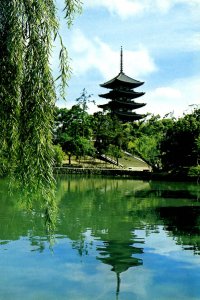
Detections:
[0, 175, 200, 300]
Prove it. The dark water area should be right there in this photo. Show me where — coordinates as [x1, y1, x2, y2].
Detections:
[0, 175, 200, 300]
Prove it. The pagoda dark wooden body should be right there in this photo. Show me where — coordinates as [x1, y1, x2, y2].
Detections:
[98, 48, 146, 122]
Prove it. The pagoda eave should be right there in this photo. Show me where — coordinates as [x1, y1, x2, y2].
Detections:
[98, 100, 146, 110]
[98, 48, 146, 123]
[100, 73, 144, 89]
[114, 111, 146, 121]
[98, 103, 110, 110]
[99, 91, 145, 100]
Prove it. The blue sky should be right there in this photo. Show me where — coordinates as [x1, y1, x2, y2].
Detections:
[53, 0, 200, 117]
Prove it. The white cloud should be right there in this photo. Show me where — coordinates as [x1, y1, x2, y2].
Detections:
[150, 87, 182, 100]
[166, 32, 200, 53]
[70, 29, 157, 79]
[155, 0, 172, 13]
[144, 77, 200, 117]
[155, 0, 200, 13]
[145, 226, 200, 265]
[68, 30, 200, 118]
[188, 33, 200, 51]
[85, 0, 146, 18]
[89, 77, 200, 117]
[85, 0, 200, 18]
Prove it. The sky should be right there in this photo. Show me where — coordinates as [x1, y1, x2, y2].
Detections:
[53, 0, 200, 118]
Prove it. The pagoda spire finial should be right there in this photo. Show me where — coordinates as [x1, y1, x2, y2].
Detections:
[120, 46, 123, 73]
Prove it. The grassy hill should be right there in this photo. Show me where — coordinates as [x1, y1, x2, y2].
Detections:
[63, 152, 150, 171]
[118, 153, 150, 170]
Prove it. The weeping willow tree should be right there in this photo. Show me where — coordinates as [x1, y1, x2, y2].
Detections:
[0, 0, 82, 226]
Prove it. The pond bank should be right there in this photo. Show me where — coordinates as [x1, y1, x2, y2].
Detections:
[54, 167, 199, 182]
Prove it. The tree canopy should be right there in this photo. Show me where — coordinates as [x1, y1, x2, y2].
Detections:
[54, 103, 200, 174]
[0, 0, 199, 194]
[0, 0, 82, 230]
[0, 0, 82, 191]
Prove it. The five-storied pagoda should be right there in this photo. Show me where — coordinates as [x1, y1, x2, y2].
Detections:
[98, 47, 146, 122]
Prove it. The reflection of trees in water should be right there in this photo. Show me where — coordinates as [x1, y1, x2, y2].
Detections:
[130, 180, 199, 203]
[55, 178, 146, 297]
[1, 176, 200, 264]
[57, 177, 147, 297]
[57, 177, 200, 255]
[0, 178, 55, 245]
[157, 206, 200, 255]
[133, 181, 200, 254]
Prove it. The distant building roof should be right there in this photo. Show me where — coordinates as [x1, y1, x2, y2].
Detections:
[99, 89, 145, 100]
[98, 47, 146, 122]
[114, 111, 146, 121]
[98, 100, 146, 110]
[100, 72, 144, 89]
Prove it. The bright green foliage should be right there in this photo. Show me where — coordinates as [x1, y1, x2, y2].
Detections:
[55, 102, 93, 142]
[128, 114, 175, 170]
[64, 0, 82, 27]
[54, 105, 199, 173]
[0, 0, 82, 230]
[0, 1, 23, 176]
[54, 107, 127, 164]
[58, 134, 94, 164]
[55, 105, 91, 140]
[161, 108, 200, 171]
[74, 136, 95, 159]
[188, 166, 200, 177]
[108, 144, 122, 166]
[131, 108, 200, 171]
[0, 0, 81, 190]
[54, 94, 94, 163]
[92, 112, 128, 157]
[76, 88, 95, 112]
[53, 144, 65, 167]
[92, 112, 114, 154]
[133, 135, 161, 169]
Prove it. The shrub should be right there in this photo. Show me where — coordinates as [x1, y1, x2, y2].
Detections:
[53, 144, 65, 167]
[188, 166, 200, 177]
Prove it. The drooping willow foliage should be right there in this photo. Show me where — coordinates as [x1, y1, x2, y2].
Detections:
[0, 0, 81, 225]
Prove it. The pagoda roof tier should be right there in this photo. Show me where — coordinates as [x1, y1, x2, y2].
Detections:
[98, 100, 146, 110]
[99, 89, 145, 100]
[114, 110, 146, 121]
[100, 72, 144, 89]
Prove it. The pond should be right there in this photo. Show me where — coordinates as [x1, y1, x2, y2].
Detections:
[0, 175, 200, 300]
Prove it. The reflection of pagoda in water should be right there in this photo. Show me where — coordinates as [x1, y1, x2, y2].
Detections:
[97, 234, 143, 299]
[98, 47, 146, 122]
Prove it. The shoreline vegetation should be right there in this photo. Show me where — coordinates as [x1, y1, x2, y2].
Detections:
[54, 105, 200, 185]
[54, 166, 199, 182]
[54, 158, 199, 182]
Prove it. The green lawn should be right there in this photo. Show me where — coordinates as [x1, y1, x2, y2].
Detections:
[63, 153, 150, 171]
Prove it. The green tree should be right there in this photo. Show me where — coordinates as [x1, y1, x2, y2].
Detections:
[161, 108, 200, 171]
[0, 0, 81, 193]
[54, 96, 94, 164]
[128, 114, 174, 170]
[60, 134, 76, 165]
[53, 144, 65, 167]
[128, 114, 175, 170]
[92, 113, 127, 157]
[92, 112, 113, 155]
[54, 95, 93, 145]
[108, 145, 122, 166]
[76, 88, 95, 113]
[133, 135, 161, 169]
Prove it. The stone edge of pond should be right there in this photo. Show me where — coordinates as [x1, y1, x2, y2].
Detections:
[53, 167, 199, 182]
